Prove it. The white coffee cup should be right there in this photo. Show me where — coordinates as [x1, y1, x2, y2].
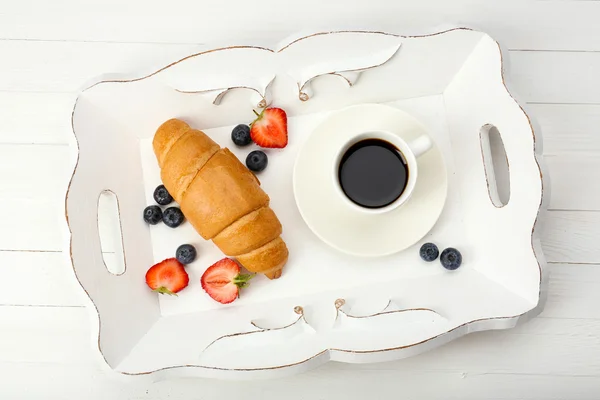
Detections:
[333, 130, 433, 214]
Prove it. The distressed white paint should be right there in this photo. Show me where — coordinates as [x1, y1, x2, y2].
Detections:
[2, 0, 600, 398]
[66, 29, 545, 378]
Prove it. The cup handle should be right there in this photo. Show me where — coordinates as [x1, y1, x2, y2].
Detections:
[407, 134, 433, 158]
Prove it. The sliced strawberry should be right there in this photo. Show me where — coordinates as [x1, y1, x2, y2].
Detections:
[250, 107, 288, 148]
[145, 258, 189, 296]
[201, 258, 254, 304]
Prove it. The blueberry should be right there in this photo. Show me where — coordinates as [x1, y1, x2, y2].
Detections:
[246, 150, 268, 172]
[440, 248, 462, 270]
[231, 124, 252, 146]
[143, 205, 163, 225]
[176, 244, 197, 265]
[419, 242, 439, 262]
[153, 185, 173, 206]
[163, 207, 185, 228]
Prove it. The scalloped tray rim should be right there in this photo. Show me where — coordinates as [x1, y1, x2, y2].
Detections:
[63, 26, 550, 380]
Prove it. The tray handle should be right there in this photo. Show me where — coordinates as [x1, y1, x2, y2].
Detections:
[442, 34, 543, 304]
[68, 100, 160, 368]
[480, 124, 511, 208]
[97, 190, 127, 276]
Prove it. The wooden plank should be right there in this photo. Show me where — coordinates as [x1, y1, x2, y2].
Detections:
[0, 144, 70, 199]
[0, 363, 131, 400]
[0, 92, 75, 144]
[0, 144, 71, 252]
[542, 263, 600, 320]
[0, 307, 93, 365]
[509, 50, 600, 104]
[542, 211, 600, 263]
[0, 199, 65, 252]
[153, 371, 600, 400]
[1, 1, 600, 51]
[527, 103, 600, 155]
[296, 369, 600, 400]
[545, 155, 600, 211]
[0, 41, 204, 93]
[0, 252, 86, 307]
[1, 362, 600, 400]
[0, 364, 598, 400]
[333, 317, 600, 377]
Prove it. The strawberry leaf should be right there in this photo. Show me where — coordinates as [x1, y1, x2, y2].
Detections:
[232, 273, 255, 289]
[153, 286, 178, 296]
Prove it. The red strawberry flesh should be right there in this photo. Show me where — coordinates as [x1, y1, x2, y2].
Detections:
[201, 258, 254, 304]
[250, 107, 288, 148]
[145, 258, 189, 296]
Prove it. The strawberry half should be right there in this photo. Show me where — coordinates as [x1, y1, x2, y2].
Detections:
[250, 107, 288, 148]
[145, 258, 189, 296]
[200, 258, 254, 304]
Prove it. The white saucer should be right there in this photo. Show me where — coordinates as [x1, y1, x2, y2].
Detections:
[293, 103, 448, 257]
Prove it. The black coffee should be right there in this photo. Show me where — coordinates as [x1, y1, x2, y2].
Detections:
[338, 139, 408, 209]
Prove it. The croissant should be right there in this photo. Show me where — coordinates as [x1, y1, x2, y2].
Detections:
[152, 118, 289, 279]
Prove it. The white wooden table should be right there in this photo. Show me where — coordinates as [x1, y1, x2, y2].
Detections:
[2, 1, 599, 398]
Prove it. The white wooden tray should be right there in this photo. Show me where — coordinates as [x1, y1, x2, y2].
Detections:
[65, 28, 549, 380]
